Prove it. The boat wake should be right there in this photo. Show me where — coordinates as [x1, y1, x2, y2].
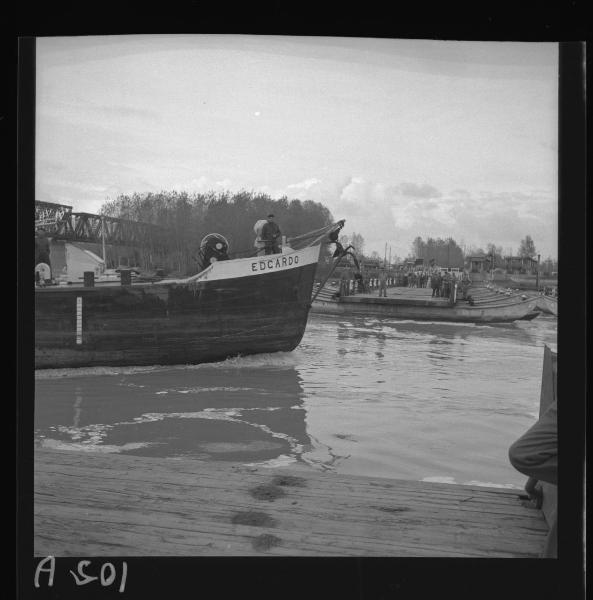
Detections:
[36, 405, 307, 458]
[35, 351, 301, 379]
[35, 364, 163, 380]
[180, 351, 300, 370]
[37, 437, 152, 453]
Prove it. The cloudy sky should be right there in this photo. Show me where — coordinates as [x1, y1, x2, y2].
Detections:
[35, 35, 558, 259]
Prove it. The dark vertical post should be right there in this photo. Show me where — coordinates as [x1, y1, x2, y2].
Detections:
[17, 36, 36, 595]
[558, 41, 586, 573]
[101, 216, 107, 265]
[120, 269, 132, 285]
[83, 271, 95, 287]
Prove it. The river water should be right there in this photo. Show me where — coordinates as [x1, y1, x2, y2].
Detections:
[34, 312, 557, 489]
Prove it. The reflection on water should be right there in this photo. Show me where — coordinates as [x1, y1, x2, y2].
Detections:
[35, 313, 557, 487]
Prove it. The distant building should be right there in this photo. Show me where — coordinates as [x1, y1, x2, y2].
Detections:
[504, 256, 538, 274]
[362, 258, 383, 269]
[467, 255, 492, 273]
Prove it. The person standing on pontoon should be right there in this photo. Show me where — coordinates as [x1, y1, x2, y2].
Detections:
[431, 271, 441, 297]
[378, 269, 388, 297]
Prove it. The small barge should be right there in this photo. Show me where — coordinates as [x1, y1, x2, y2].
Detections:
[311, 283, 540, 323]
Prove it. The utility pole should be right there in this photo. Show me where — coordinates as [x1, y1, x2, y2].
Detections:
[101, 216, 106, 264]
[384, 243, 387, 268]
[536, 254, 540, 290]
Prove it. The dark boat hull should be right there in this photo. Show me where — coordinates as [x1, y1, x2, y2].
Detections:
[35, 246, 320, 369]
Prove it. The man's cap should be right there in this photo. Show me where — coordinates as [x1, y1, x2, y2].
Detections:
[267, 213, 274, 218]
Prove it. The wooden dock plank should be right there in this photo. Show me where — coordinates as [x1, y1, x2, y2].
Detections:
[36, 471, 540, 523]
[34, 454, 539, 515]
[34, 449, 547, 557]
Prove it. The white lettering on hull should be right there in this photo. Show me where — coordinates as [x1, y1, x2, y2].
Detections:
[161, 245, 320, 284]
[251, 254, 299, 273]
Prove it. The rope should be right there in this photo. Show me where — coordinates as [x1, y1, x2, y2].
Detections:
[287, 222, 340, 244]
[287, 220, 345, 250]
[310, 244, 356, 304]
[224, 219, 345, 259]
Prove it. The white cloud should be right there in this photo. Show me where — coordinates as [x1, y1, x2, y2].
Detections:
[286, 178, 322, 192]
[171, 176, 234, 194]
[270, 176, 557, 259]
[35, 37, 557, 260]
[396, 182, 442, 198]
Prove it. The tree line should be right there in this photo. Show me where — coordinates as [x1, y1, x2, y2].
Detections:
[100, 190, 334, 275]
[341, 232, 554, 272]
[99, 190, 554, 275]
[409, 236, 465, 268]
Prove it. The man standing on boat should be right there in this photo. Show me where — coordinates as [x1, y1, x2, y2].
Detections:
[261, 214, 282, 255]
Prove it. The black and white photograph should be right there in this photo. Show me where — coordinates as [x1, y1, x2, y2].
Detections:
[20, 29, 586, 599]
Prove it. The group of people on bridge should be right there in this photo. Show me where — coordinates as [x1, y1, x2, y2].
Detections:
[429, 271, 454, 298]
[405, 271, 430, 289]
[336, 267, 472, 303]
[401, 269, 462, 298]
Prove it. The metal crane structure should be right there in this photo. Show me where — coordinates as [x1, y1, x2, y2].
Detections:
[35, 200, 172, 271]
[35, 200, 168, 249]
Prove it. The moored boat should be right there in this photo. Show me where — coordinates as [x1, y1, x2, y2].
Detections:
[535, 294, 558, 317]
[480, 284, 557, 317]
[35, 221, 345, 369]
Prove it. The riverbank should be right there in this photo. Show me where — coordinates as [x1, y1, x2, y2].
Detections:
[34, 448, 548, 557]
[493, 274, 558, 290]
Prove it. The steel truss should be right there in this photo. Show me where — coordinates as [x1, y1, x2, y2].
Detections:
[35, 201, 167, 250]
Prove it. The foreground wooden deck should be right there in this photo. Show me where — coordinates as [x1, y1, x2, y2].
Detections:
[34, 448, 548, 557]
